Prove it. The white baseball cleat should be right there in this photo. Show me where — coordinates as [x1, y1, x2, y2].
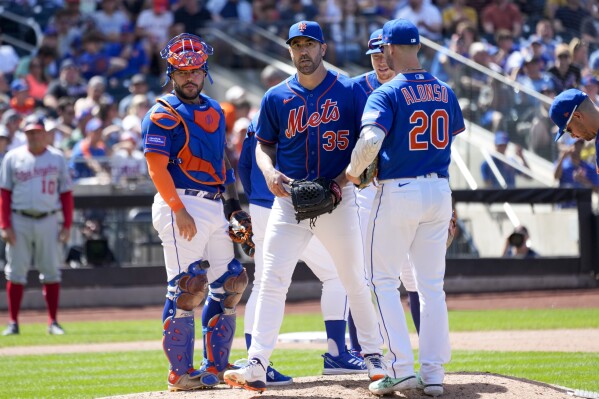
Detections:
[369, 375, 418, 395]
[48, 321, 65, 335]
[364, 353, 387, 381]
[418, 375, 444, 397]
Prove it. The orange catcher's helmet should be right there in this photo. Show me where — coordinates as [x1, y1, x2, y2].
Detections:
[161, 33, 214, 84]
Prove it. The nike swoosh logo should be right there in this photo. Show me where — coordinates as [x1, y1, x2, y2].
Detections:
[398, 182, 411, 187]
[283, 96, 295, 104]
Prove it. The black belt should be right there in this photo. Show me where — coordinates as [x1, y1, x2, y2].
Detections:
[12, 209, 58, 219]
[183, 189, 222, 201]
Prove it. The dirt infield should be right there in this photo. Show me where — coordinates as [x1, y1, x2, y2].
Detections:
[104, 373, 581, 399]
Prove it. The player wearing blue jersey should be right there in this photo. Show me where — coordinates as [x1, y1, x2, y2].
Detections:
[224, 21, 385, 393]
[549, 88, 599, 174]
[347, 29, 422, 360]
[141, 33, 248, 392]
[238, 111, 367, 381]
[346, 20, 465, 397]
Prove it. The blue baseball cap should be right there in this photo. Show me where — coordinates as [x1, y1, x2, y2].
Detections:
[286, 21, 324, 45]
[10, 79, 29, 92]
[549, 89, 588, 142]
[374, 19, 420, 47]
[366, 29, 383, 55]
[494, 131, 509, 146]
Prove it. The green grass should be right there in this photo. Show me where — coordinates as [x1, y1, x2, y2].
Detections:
[1, 308, 598, 398]
[1, 349, 598, 399]
[2, 308, 598, 348]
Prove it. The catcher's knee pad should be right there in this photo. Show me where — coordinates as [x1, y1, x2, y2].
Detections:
[168, 261, 209, 311]
[163, 313, 196, 376]
[208, 259, 248, 311]
[203, 313, 236, 372]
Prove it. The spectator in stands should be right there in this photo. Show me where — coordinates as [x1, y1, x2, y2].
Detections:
[327, 0, 368, 66]
[492, 29, 517, 73]
[503, 225, 538, 258]
[110, 130, 147, 186]
[9, 80, 35, 116]
[548, 43, 581, 93]
[76, 31, 126, 80]
[260, 65, 289, 89]
[481, 0, 523, 41]
[92, 0, 131, 44]
[581, 3, 599, 53]
[174, 0, 212, 35]
[14, 46, 59, 83]
[121, 93, 150, 141]
[69, 117, 109, 181]
[527, 20, 558, 67]
[74, 76, 112, 120]
[395, 0, 443, 41]
[20, 55, 51, 103]
[581, 75, 599, 103]
[136, 0, 174, 49]
[569, 38, 589, 71]
[44, 59, 88, 110]
[118, 74, 155, 117]
[51, 9, 83, 59]
[554, 136, 599, 192]
[521, 82, 558, 161]
[481, 131, 531, 188]
[516, 54, 555, 93]
[553, 0, 588, 42]
[207, 0, 253, 21]
[1, 110, 25, 151]
[105, 23, 149, 79]
[122, 0, 145, 22]
[280, 0, 319, 23]
[0, 28, 20, 78]
[371, 0, 400, 20]
[442, 0, 478, 36]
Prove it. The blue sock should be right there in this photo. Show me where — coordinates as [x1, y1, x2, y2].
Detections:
[408, 291, 420, 334]
[324, 319, 347, 357]
[347, 312, 362, 353]
[162, 298, 175, 323]
[245, 333, 252, 350]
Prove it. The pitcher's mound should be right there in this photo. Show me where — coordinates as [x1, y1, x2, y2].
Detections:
[104, 372, 580, 398]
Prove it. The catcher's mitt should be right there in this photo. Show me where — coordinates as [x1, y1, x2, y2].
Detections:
[355, 156, 379, 190]
[290, 177, 342, 225]
[446, 210, 457, 248]
[228, 210, 255, 257]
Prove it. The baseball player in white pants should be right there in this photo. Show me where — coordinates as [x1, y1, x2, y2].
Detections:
[224, 21, 386, 393]
[346, 19, 465, 397]
[239, 116, 367, 381]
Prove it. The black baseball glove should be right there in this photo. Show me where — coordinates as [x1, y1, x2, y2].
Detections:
[228, 210, 255, 257]
[290, 177, 342, 225]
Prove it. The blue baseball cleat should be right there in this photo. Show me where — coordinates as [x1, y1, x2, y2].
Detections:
[322, 350, 368, 375]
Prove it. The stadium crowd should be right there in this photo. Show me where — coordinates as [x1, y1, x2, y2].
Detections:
[0, 0, 597, 191]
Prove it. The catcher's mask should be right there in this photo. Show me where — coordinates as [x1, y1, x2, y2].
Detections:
[161, 33, 214, 86]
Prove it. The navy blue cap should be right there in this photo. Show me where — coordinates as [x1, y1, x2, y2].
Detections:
[549, 89, 588, 142]
[286, 21, 324, 45]
[23, 114, 46, 132]
[374, 19, 420, 47]
[366, 29, 383, 55]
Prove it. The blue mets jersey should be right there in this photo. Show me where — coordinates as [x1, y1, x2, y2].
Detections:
[352, 70, 382, 96]
[141, 93, 227, 192]
[256, 70, 367, 180]
[238, 111, 275, 209]
[361, 71, 465, 180]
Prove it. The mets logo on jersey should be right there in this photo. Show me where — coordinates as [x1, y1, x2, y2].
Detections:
[285, 99, 340, 138]
[298, 22, 307, 32]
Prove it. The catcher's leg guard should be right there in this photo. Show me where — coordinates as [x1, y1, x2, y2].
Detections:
[202, 312, 236, 373]
[163, 311, 195, 378]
